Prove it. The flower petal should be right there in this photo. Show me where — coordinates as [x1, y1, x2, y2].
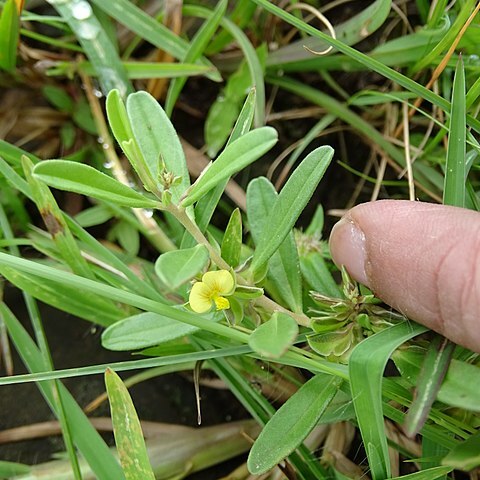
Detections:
[202, 270, 235, 295]
[189, 282, 213, 313]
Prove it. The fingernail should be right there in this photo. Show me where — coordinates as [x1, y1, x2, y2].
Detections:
[329, 216, 369, 286]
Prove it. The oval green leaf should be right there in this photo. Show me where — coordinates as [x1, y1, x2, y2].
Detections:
[247, 177, 303, 312]
[247, 373, 342, 475]
[248, 312, 298, 359]
[32, 160, 159, 208]
[250, 146, 333, 274]
[221, 208, 242, 267]
[126, 91, 190, 203]
[155, 244, 209, 290]
[102, 312, 200, 351]
[182, 126, 278, 207]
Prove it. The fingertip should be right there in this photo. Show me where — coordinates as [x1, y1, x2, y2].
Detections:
[329, 215, 369, 287]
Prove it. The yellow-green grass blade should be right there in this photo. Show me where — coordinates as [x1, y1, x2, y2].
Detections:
[106, 369, 155, 480]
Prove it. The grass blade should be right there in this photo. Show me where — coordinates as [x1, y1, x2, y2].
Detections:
[253, 0, 480, 134]
[349, 322, 428, 480]
[105, 369, 155, 480]
[0, 0, 20, 72]
[0, 303, 126, 479]
[403, 337, 455, 437]
[443, 431, 480, 471]
[48, 0, 132, 97]
[165, 0, 226, 115]
[89, 0, 219, 81]
[443, 56, 466, 207]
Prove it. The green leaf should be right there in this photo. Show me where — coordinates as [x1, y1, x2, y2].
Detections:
[181, 88, 257, 249]
[269, 0, 391, 64]
[51, 0, 132, 97]
[126, 91, 190, 203]
[22, 155, 95, 279]
[0, 303, 126, 480]
[182, 127, 277, 207]
[0, 265, 123, 326]
[393, 349, 480, 412]
[247, 177, 303, 312]
[205, 46, 266, 157]
[0, 461, 30, 477]
[389, 466, 453, 480]
[442, 431, 480, 471]
[300, 253, 341, 298]
[403, 337, 455, 437]
[106, 89, 135, 148]
[443, 56, 466, 207]
[165, 0, 227, 115]
[32, 160, 160, 208]
[0, 0, 19, 72]
[74, 205, 113, 227]
[42, 85, 74, 112]
[349, 322, 428, 480]
[90, 0, 219, 81]
[155, 245, 209, 290]
[251, 146, 333, 274]
[221, 208, 242, 267]
[105, 368, 155, 480]
[248, 312, 298, 359]
[247, 373, 342, 474]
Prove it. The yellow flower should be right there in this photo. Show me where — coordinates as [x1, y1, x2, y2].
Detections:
[189, 270, 235, 313]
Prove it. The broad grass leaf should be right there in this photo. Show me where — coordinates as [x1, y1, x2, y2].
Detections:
[126, 91, 190, 203]
[0, 0, 19, 72]
[403, 337, 455, 437]
[33, 160, 159, 208]
[251, 146, 333, 274]
[393, 349, 480, 412]
[221, 208, 242, 267]
[442, 432, 480, 471]
[181, 127, 277, 207]
[247, 373, 342, 474]
[349, 322, 428, 480]
[105, 369, 155, 480]
[155, 245, 209, 290]
[0, 265, 123, 326]
[248, 312, 298, 359]
[0, 303, 125, 480]
[247, 177, 302, 312]
[89, 0, 220, 81]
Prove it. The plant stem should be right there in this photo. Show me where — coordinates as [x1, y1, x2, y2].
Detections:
[168, 205, 311, 327]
